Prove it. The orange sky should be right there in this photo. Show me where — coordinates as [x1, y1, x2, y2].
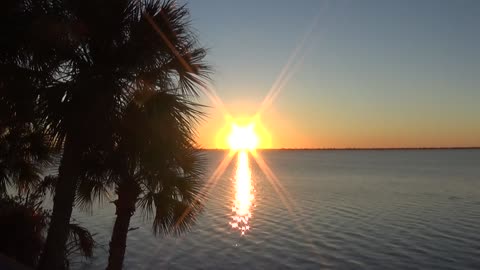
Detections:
[189, 1, 480, 149]
[196, 99, 480, 149]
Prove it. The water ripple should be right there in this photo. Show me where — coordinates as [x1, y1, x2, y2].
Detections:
[72, 150, 480, 269]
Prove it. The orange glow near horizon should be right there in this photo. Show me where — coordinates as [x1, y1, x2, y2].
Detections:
[177, 9, 319, 237]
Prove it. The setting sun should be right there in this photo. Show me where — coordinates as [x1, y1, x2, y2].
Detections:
[215, 116, 272, 150]
[227, 124, 259, 151]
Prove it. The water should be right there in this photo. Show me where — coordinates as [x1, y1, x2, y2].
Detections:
[73, 150, 480, 269]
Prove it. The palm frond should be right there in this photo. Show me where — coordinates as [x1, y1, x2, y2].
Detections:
[119, 0, 211, 97]
[75, 176, 112, 212]
[36, 174, 58, 196]
[66, 222, 95, 259]
[150, 192, 203, 236]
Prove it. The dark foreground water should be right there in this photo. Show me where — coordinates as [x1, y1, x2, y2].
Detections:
[73, 150, 480, 269]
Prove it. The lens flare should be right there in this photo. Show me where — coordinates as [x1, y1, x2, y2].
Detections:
[230, 151, 255, 235]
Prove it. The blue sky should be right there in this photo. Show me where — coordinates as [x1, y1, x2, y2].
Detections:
[185, 0, 480, 148]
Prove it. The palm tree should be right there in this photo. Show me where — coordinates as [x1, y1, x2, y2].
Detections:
[0, 2, 96, 268]
[79, 89, 205, 270]
[37, 1, 209, 269]
[0, 1, 95, 268]
[0, 0, 64, 196]
[1, 1, 208, 268]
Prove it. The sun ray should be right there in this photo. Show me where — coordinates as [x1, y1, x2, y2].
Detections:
[250, 151, 298, 216]
[174, 150, 236, 228]
[142, 0, 331, 257]
[144, 12, 229, 117]
[204, 150, 237, 192]
[250, 150, 323, 257]
[201, 82, 231, 117]
[256, 11, 322, 117]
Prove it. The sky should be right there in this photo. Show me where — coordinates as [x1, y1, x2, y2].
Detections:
[183, 0, 480, 149]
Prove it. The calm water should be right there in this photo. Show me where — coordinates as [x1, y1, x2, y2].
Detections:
[72, 150, 480, 269]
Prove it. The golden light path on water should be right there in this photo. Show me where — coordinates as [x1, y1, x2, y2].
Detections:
[144, 4, 328, 262]
[161, 2, 329, 245]
[230, 151, 255, 235]
[171, 7, 323, 237]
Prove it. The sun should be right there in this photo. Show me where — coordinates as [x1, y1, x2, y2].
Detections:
[215, 116, 271, 150]
[227, 123, 259, 151]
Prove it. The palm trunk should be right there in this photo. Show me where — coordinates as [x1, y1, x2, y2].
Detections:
[106, 179, 140, 270]
[38, 137, 79, 270]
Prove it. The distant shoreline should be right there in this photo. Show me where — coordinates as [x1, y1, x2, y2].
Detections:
[202, 147, 480, 151]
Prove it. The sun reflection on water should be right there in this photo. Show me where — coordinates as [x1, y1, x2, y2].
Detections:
[230, 150, 255, 235]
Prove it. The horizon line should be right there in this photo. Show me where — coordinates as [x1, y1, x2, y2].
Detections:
[200, 147, 480, 151]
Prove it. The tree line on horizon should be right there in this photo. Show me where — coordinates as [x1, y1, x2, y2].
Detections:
[0, 0, 210, 269]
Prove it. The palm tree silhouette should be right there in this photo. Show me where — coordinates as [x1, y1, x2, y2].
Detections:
[75, 89, 206, 270]
[37, 1, 209, 269]
[0, 0, 63, 196]
[1, 2, 98, 268]
[1, 0, 208, 269]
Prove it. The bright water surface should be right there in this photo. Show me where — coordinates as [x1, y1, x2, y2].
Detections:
[73, 150, 480, 269]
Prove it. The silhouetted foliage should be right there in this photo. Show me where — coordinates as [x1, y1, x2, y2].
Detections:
[0, 193, 95, 268]
[0, 0, 58, 197]
[1, 0, 209, 269]
[0, 124, 54, 195]
[101, 91, 206, 270]
[0, 194, 47, 267]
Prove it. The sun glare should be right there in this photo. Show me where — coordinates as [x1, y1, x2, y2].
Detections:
[194, 8, 310, 237]
[227, 123, 259, 151]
